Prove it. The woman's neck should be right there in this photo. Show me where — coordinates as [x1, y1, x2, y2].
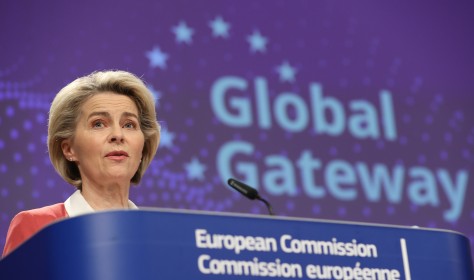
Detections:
[81, 182, 130, 210]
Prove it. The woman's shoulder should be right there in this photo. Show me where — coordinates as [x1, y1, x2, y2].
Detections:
[9, 203, 68, 234]
[2, 203, 68, 257]
[18, 203, 67, 219]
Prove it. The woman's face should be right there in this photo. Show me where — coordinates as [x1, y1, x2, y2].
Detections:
[62, 92, 145, 187]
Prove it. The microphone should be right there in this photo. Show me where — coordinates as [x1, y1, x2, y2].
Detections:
[227, 178, 275, 216]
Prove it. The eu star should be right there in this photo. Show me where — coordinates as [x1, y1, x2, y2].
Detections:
[247, 30, 268, 53]
[145, 46, 168, 69]
[276, 61, 297, 83]
[209, 16, 231, 38]
[184, 157, 207, 181]
[172, 21, 195, 44]
[147, 85, 162, 106]
[159, 128, 176, 149]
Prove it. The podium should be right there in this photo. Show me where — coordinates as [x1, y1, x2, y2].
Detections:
[1, 208, 473, 279]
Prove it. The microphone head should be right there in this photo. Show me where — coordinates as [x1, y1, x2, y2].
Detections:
[227, 178, 259, 200]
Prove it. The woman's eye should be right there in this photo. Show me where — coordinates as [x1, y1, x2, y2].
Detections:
[124, 122, 137, 129]
[92, 120, 105, 128]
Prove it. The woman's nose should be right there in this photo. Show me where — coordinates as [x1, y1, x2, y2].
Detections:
[109, 125, 124, 143]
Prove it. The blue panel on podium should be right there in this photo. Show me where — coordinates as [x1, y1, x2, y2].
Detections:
[1, 208, 473, 279]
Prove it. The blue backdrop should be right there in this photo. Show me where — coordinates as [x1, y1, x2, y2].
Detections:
[1, 0, 473, 263]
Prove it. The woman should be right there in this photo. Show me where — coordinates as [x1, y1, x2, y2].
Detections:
[2, 70, 160, 257]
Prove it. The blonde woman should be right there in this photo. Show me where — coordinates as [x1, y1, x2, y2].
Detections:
[2, 70, 160, 257]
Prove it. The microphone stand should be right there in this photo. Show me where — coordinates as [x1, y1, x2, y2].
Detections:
[256, 196, 275, 216]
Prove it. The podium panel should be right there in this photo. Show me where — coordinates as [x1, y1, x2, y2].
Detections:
[1, 208, 472, 279]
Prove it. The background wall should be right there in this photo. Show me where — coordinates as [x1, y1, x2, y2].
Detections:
[1, 0, 473, 261]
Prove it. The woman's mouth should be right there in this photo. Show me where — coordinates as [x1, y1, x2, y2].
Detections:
[106, 151, 129, 160]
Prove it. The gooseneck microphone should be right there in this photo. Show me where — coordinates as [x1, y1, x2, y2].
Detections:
[227, 178, 275, 216]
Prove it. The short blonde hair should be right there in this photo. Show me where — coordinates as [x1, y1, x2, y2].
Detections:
[48, 70, 160, 190]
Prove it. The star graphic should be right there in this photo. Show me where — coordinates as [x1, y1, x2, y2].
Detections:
[276, 61, 297, 83]
[184, 157, 207, 181]
[172, 21, 194, 44]
[247, 30, 268, 53]
[145, 46, 168, 69]
[147, 85, 162, 106]
[159, 128, 176, 149]
[209, 16, 231, 38]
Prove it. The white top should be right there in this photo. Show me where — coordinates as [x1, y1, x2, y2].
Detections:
[64, 190, 138, 217]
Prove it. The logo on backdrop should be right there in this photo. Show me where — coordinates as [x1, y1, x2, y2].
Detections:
[210, 76, 467, 223]
[145, 17, 469, 222]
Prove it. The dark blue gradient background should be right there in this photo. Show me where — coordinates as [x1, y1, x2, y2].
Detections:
[1, 0, 473, 263]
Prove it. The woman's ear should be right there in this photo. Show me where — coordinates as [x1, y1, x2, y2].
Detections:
[61, 139, 75, 161]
